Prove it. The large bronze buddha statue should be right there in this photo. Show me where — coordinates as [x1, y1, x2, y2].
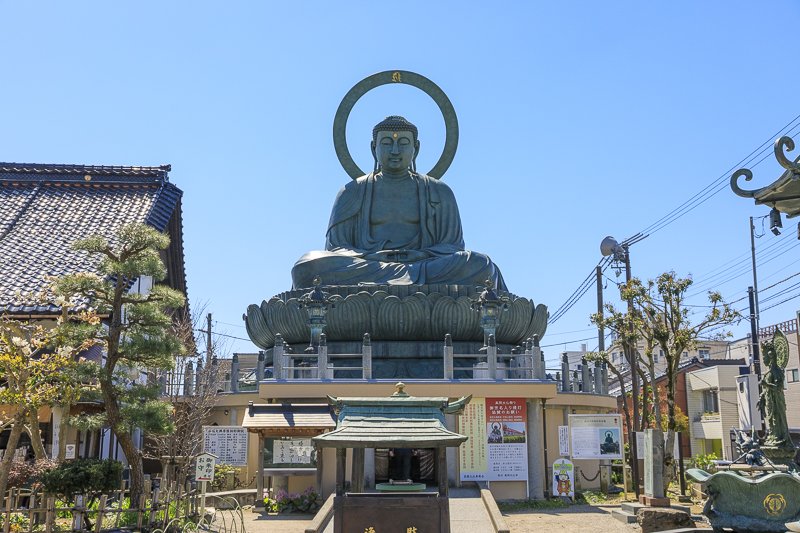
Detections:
[291, 116, 506, 290]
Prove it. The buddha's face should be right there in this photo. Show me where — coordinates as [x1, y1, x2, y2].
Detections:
[374, 130, 416, 173]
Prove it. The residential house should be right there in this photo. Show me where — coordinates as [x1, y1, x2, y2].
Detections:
[0, 162, 186, 464]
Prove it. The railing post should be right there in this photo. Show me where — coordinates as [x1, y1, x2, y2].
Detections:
[362, 333, 372, 380]
[581, 357, 592, 393]
[532, 336, 543, 379]
[256, 350, 265, 381]
[444, 334, 454, 379]
[158, 372, 167, 395]
[572, 370, 579, 392]
[184, 360, 194, 396]
[594, 360, 602, 394]
[602, 362, 609, 394]
[230, 354, 240, 393]
[488, 334, 498, 380]
[195, 360, 203, 395]
[318, 333, 329, 379]
[561, 353, 569, 392]
[273, 334, 284, 380]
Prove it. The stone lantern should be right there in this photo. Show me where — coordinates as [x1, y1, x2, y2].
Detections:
[471, 278, 509, 353]
[298, 277, 334, 353]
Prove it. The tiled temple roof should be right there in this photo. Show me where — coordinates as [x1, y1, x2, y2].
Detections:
[0, 162, 185, 314]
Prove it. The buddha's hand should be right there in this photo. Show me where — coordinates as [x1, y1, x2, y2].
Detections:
[367, 249, 430, 262]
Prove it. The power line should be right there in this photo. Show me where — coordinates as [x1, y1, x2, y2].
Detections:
[195, 328, 251, 342]
[630, 115, 800, 241]
[550, 257, 611, 324]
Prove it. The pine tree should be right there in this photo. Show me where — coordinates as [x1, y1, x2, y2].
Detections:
[53, 223, 186, 505]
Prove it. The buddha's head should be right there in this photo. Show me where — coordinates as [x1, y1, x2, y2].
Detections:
[371, 116, 420, 174]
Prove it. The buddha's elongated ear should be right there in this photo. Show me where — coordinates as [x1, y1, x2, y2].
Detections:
[412, 140, 420, 173]
[371, 140, 379, 173]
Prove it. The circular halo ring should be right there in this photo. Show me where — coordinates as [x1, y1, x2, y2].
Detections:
[333, 70, 459, 180]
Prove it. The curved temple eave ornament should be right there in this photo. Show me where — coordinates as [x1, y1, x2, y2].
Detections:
[731, 136, 800, 198]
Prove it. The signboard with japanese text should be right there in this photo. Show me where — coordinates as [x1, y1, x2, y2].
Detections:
[458, 397, 487, 481]
[195, 452, 217, 482]
[271, 438, 314, 466]
[202, 426, 248, 466]
[552, 458, 575, 498]
[569, 414, 623, 460]
[264, 437, 317, 468]
[65, 444, 76, 459]
[459, 398, 528, 481]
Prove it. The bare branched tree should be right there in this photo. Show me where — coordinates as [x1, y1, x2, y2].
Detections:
[144, 303, 227, 486]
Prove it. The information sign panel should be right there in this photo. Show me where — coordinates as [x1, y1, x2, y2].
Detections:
[203, 426, 248, 466]
[569, 414, 623, 460]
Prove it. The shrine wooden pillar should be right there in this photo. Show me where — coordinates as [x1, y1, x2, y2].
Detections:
[351, 448, 365, 492]
[256, 432, 265, 501]
[315, 445, 324, 496]
[437, 446, 448, 496]
[335, 448, 346, 496]
[437, 446, 451, 533]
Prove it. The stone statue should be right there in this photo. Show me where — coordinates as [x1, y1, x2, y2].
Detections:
[758, 330, 793, 450]
[291, 116, 506, 290]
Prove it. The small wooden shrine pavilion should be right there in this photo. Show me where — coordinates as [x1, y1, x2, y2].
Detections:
[313, 383, 471, 533]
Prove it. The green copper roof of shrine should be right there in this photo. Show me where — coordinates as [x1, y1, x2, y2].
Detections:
[313, 383, 470, 448]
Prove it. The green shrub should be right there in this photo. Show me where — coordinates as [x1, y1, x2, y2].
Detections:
[691, 452, 718, 472]
[39, 458, 123, 498]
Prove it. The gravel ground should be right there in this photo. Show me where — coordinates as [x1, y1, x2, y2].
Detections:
[503, 504, 639, 533]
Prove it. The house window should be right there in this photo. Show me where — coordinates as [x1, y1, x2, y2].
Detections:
[611, 352, 617, 364]
[699, 349, 710, 360]
[703, 389, 719, 414]
[788, 369, 799, 383]
[654, 350, 662, 363]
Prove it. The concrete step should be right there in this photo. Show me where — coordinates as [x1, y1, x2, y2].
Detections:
[621, 501, 691, 515]
[611, 509, 637, 524]
[620, 502, 644, 515]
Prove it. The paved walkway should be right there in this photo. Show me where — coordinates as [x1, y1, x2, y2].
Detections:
[239, 497, 662, 532]
[241, 486, 494, 533]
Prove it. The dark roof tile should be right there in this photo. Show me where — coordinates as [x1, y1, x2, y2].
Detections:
[0, 163, 184, 314]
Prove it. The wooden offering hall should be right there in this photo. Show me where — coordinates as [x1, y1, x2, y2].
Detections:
[313, 383, 470, 533]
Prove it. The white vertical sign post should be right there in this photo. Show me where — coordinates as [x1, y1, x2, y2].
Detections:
[195, 452, 217, 513]
[558, 426, 570, 457]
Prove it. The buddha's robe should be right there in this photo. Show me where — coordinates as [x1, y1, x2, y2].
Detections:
[291, 173, 506, 290]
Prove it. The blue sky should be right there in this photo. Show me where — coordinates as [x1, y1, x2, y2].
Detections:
[3, 1, 800, 363]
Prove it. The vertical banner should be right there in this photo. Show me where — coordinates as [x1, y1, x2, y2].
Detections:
[552, 458, 575, 498]
[486, 398, 529, 481]
[459, 397, 487, 481]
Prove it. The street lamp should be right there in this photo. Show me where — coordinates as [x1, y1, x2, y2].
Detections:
[471, 278, 509, 353]
[298, 277, 334, 353]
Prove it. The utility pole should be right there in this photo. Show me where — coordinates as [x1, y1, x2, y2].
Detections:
[749, 217, 760, 332]
[623, 244, 640, 498]
[596, 266, 605, 352]
[748, 287, 766, 433]
[206, 313, 213, 366]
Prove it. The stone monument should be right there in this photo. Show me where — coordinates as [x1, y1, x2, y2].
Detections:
[244, 70, 548, 377]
